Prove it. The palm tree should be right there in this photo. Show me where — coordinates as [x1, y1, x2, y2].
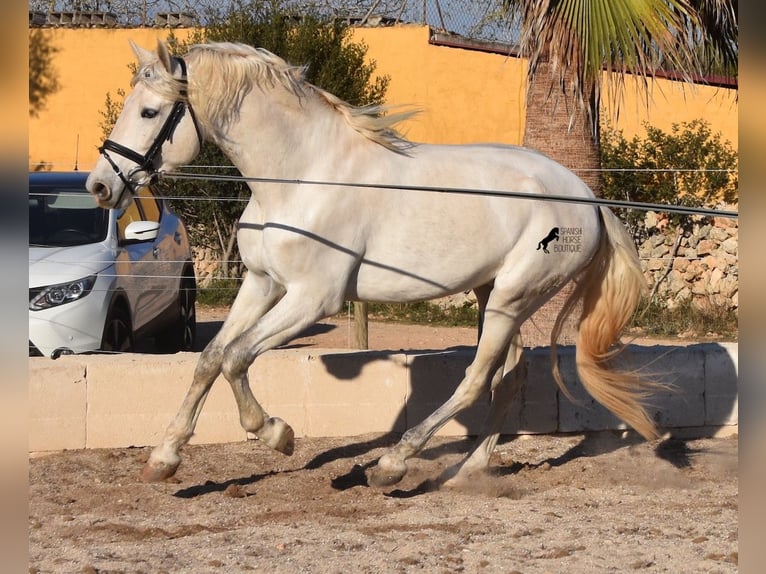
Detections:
[501, 0, 737, 345]
[506, 0, 737, 192]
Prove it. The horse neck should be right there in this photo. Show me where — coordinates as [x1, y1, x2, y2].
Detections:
[212, 87, 358, 181]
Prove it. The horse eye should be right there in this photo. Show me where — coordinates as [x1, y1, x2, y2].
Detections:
[141, 109, 159, 119]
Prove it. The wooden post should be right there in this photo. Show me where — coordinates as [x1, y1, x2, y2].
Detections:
[353, 301, 369, 349]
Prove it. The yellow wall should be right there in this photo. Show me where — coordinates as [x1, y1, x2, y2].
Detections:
[29, 25, 737, 171]
[352, 26, 528, 145]
[29, 28, 197, 171]
[601, 74, 738, 145]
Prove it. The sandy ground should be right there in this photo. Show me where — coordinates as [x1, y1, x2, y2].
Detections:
[191, 305, 691, 352]
[29, 432, 738, 573]
[29, 307, 738, 573]
[192, 305, 481, 352]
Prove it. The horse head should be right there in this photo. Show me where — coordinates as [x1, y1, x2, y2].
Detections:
[86, 40, 202, 209]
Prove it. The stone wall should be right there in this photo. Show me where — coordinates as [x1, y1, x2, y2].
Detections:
[638, 210, 738, 312]
[192, 246, 221, 288]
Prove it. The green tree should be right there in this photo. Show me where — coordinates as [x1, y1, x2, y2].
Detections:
[600, 118, 738, 237]
[202, 4, 388, 106]
[99, 89, 126, 141]
[29, 29, 60, 118]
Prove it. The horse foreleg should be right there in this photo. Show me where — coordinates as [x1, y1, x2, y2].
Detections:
[219, 287, 338, 456]
[141, 273, 283, 482]
[447, 333, 527, 485]
[222, 360, 295, 455]
[140, 342, 224, 482]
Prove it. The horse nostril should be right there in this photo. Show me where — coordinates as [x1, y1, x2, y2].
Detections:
[92, 183, 112, 202]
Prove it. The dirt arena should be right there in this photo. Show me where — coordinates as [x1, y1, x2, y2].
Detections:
[29, 310, 738, 573]
[29, 432, 737, 573]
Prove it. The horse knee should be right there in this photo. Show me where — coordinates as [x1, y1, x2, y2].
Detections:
[220, 343, 252, 381]
[193, 343, 225, 381]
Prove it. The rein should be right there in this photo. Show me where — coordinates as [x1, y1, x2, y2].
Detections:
[98, 56, 202, 197]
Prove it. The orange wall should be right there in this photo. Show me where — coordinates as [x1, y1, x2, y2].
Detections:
[28, 25, 737, 171]
[29, 28, 197, 171]
[600, 74, 738, 145]
[352, 25, 528, 145]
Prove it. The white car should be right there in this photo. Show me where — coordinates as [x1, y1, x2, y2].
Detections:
[29, 171, 196, 358]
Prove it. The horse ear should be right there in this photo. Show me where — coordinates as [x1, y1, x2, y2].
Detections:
[156, 40, 173, 73]
[129, 39, 154, 66]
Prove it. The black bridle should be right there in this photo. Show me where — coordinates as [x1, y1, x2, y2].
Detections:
[98, 56, 202, 199]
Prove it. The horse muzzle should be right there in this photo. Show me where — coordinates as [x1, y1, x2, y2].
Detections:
[85, 176, 112, 205]
[86, 175, 130, 209]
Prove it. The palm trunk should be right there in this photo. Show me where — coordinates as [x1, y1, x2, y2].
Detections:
[523, 61, 601, 194]
[522, 61, 602, 347]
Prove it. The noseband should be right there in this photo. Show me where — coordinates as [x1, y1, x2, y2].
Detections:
[98, 56, 202, 198]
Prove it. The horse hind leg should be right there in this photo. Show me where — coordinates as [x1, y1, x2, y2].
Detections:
[141, 273, 284, 482]
[366, 289, 525, 489]
[446, 332, 526, 486]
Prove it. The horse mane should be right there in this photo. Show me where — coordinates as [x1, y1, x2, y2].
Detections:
[179, 42, 416, 153]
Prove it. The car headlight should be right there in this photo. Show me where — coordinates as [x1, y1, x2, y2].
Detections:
[30, 275, 97, 311]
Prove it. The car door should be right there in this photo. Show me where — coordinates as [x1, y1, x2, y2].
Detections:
[137, 188, 181, 322]
[115, 187, 176, 332]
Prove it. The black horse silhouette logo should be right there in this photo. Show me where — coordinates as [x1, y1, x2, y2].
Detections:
[537, 227, 560, 253]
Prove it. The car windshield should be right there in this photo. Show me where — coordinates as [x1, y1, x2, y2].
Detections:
[29, 186, 109, 247]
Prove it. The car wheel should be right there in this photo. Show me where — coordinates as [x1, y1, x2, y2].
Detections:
[157, 276, 196, 353]
[178, 277, 197, 351]
[101, 304, 133, 353]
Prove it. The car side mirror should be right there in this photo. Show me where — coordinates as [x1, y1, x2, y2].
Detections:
[122, 220, 160, 244]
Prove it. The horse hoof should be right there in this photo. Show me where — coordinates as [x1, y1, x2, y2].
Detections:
[442, 470, 476, 490]
[366, 455, 407, 488]
[258, 417, 295, 455]
[140, 460, 180, 483]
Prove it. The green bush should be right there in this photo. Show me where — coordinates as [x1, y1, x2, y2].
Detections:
[600, 118, 738, 340]
[196, 278, 242, 307]
[365, 302, 479, 328]
[600, 118, 738, 238]
[629, 296, 737, 340]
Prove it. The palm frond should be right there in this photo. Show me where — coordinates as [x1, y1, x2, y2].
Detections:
[502, 0, 736, 129]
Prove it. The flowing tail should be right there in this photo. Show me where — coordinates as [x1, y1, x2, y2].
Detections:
[551, 206, 661, 441]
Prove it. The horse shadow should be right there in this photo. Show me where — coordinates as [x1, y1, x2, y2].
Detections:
[307, 341, 738, 494]
[188, 318, 737, 498]
[298, 345, 479, 489]
[173, 470, 280, 498]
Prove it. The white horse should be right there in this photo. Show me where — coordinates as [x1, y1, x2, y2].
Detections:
[87, 40, 661, 487]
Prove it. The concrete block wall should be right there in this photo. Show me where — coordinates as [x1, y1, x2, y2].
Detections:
[29, 343, 738, 452]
